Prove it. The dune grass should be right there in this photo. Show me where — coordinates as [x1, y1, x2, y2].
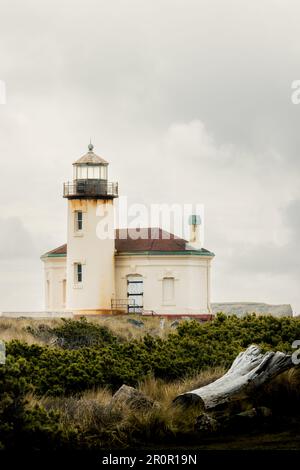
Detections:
[25, 368, 225, 448]
[0, 318, 60, 344]
[25, 365, 300, 449]
[3, 314, 300, 450]
[0, 315, 176, 344]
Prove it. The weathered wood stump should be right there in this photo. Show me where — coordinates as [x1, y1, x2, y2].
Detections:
[175, 345, 294, 410]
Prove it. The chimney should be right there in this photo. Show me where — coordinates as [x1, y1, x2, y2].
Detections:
[188, 214, 202, 250]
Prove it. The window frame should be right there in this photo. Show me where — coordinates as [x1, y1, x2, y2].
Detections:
[75, 210, 83, 232]
[74, 263, 83, 284]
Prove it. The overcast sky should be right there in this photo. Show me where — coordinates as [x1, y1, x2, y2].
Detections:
[0, 0, 299, 313]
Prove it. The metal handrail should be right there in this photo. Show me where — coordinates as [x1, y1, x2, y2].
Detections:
[142, 310, 158, 316]
[63, 180, 118, 198]
[111, 299, 136, 309]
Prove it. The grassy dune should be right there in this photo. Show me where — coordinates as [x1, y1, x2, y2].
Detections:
[0, 315, 174, 344]
[1, 314, 300, 450]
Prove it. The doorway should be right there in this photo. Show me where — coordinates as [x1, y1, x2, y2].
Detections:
[127, 276, 143, 313]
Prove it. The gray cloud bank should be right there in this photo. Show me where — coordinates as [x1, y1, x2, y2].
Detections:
[0, 0, 299, 312]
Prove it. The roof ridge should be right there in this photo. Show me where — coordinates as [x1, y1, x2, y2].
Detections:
[73, 150, 108, 165]
[41, 229, 215, 258]
[115, 226, 187, 241]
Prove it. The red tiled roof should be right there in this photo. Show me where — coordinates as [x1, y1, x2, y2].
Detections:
[43, 244, 67, 256]
[115, 228, 186, 252]
[42, 228, 214, 257]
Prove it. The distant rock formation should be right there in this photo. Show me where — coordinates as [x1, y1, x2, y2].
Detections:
[211, 302, 293, 317]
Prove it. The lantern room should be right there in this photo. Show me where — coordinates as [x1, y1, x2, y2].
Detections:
[73, 143, 108, 181]
[63, 143, 118, 199]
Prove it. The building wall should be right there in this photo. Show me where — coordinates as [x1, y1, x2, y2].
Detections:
[66, 198, 115, 312]
[115, 254, 213, 314]
[42, 253, 212, 314]
[42, 257, 67, 311]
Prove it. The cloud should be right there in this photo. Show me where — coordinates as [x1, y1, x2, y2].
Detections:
[282, 199, 300, 240]
[0, 0, 299, 312]
[0, 217, 36, 259]
[151, 120, 300, 312]
[225, 199, 300, 275]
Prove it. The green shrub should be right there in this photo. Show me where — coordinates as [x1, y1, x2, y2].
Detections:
[5, 314, 300, 397]
[2, 314, 300, 450]
[0, 356, 72, 451]
[27, 317, 119, 349]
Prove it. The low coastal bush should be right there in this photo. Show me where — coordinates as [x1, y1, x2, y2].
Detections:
[1, 314, 300, 450]
[4, 314, 300, 396]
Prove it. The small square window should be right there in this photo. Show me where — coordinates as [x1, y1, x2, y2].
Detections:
[75, 211, 83, 231]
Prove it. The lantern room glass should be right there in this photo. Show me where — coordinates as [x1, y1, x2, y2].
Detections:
[74, 165, 107, 180]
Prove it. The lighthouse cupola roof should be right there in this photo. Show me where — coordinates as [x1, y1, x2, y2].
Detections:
[63, 142, 118, 199]
[73, 143, 109, 166]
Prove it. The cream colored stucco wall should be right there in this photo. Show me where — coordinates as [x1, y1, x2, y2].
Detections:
[66, 198, 115, 312]
[42, 252, 212, 314]
[115, 254, 213, 314]
[42, 257, 67, 311]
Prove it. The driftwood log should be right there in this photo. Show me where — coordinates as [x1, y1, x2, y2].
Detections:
[175, 345, 294, 410]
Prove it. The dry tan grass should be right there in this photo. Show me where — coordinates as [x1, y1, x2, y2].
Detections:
[0, 318, 59, 344]
[26, 368, 223, 445]
[0, 315, 177, 344]
[138, 367, 225, 405]
[118, 370, 226, 439]
[86, 315, 175, 340]
[4, 314, 216, 444]
[259, 367, 300, 406]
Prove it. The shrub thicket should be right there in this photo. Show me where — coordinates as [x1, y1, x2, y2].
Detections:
[1, 314, 300, 451]
[5, 314, 300, 396]
[0, 356, 72, 451]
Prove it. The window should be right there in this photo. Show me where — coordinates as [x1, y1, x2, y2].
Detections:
[76, 165, 103, 180]
[80, 166, 88, 179]
[75, 263, 83, 284]
[88, 166, 100, 179]
[163, 277, 175, 304]
[100, 166, 107, 180]
[75, 211, 83, 231]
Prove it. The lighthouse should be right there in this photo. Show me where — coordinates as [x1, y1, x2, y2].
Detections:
[42, 142, 215, 317]
[63, 143, 118, 314]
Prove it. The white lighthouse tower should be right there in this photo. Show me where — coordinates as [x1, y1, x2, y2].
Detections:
[63, 143, 118, 314]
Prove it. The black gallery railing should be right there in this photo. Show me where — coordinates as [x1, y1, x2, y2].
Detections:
[63, 180, 118, 198]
